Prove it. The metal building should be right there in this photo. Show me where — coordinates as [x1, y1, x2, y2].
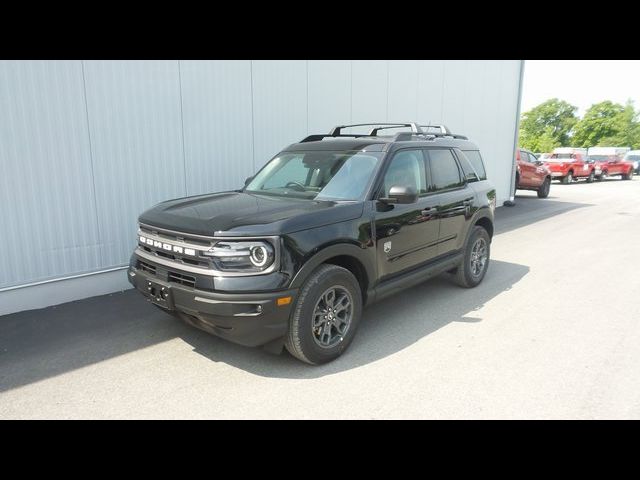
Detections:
[0, 60, 524, 315]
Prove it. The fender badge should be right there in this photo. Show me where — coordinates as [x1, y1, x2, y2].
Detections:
[384, 241, 392, 253]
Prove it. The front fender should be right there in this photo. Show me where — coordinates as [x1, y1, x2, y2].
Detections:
[289, 243, 376, 291]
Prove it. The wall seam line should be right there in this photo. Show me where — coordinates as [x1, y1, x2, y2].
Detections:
[177, 60, 188, 196]
[79, 60, 103, 267]
[249, 60, 256, 172]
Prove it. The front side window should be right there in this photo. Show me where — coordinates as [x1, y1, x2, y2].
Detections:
[379, 150, 427, 197]
[245, 150, 382, 201]
[427, 149, 464, 191]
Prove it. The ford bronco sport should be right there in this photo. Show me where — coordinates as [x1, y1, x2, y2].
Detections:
[128, 123, 496, 364]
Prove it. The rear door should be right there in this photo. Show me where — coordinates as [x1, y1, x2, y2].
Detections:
[373, 149, 441, 280]
[424, 148, 474, 256]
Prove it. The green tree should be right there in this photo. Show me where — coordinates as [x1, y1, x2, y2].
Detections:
[518, 98, 578, 151]
[572, 100, 640, 148]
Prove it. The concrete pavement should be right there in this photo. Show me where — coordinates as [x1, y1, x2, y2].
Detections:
[1, 178, 639, 419]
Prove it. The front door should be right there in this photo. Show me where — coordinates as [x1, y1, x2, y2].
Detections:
[374, 149, 440, 280]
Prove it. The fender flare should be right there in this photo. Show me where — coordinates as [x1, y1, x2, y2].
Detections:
[463, 208, 494, 246]
[289, 243, 375, 290]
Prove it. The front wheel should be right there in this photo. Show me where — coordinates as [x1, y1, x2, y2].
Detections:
[586, 171, 595, 183]
[285, 264, 362, 364]
[622, 169, 633, 180]
[598, 170, 607, 181]
[562, 171, 573, 184]
[537, 177, 551, 198]
[452, 226, 491, 288]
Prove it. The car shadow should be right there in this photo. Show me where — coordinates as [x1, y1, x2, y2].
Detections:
[0, 260, 528, 389]
[179, 259, 529, 378]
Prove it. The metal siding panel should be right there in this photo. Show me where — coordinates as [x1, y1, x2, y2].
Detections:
[0, 61, 101, 288]
[417, 61, 445, 123]
[180, 61, 254, 196]
[441, 60, 468, 129]
[251, 60, 308, 169]
[307, 60, 351, 133]
[82, 60, 186, 268]
[387, 61, 420, 122]
[351, 60, 389, 125]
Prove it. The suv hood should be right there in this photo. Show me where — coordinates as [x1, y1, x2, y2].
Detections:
[138, 191, 365, 237]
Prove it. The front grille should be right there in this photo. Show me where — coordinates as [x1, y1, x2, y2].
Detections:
[139, 224, 212, 247]
[168, 271, 196, 288]
[138, 224, 215, 269]
[138, 260, 156, 276]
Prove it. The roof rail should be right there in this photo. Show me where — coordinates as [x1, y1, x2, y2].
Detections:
[417, 124, 468, 140]
[420, 124, 451, 134]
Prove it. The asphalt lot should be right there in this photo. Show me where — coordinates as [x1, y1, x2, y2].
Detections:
[1, 177, 640, 419]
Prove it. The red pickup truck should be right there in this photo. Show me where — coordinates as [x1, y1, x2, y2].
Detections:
[544, 148, 596, 184]
[587, 155, 634, 181]
[515, 148, 551, 198]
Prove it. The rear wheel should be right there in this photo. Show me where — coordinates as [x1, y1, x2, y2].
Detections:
[452, 226, 491, 288]
[537, 177, 551, 198]
[622, 168, 633, 180]
[285, 264, 362, 364]
[598, 170, 608, 181]
[586, 170, 595, 183]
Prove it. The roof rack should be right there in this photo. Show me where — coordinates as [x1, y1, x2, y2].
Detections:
[299, 122, 468, 143]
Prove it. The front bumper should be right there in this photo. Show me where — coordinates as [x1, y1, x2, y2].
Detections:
[127, 260, 297, 347]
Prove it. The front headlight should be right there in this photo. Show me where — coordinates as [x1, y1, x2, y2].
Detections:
[204, 240, 276, 273]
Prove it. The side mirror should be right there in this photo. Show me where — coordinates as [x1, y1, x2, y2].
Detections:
[535, 160, 544, 166]
[244, 176, 254, 186]
[465, 172, 479, 182]
[380, 185, 418, 204]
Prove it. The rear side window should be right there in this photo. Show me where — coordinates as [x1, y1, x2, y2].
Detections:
[461, 150, 487, 180]
[426, 149, 464, 191]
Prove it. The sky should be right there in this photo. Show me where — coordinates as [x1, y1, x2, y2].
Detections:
[521, 60, 640, 116]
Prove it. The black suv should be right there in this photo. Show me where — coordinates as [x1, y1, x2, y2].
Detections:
[128, 123, 496, 364]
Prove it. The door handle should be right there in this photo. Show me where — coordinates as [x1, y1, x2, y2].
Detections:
[421, 207, 437, 215]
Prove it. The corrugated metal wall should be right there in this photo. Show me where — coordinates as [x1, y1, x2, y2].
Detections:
[0, 60, 522, 292]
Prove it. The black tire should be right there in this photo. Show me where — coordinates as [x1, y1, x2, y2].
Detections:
[622, 168, 633, 180]
[586, 170, 595, 183]
[537, 177, 551, 198]
[562, 171, 573, 184]
[452, 226, 491, 288]
[514, 174, 519, 197]
[285, 264, 362, 365]
[598, 170, 607, 181]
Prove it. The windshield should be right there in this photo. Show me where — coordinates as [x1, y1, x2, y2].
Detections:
[548, 153, 573, 161]
[245, 150, 383, 201]
[589, 155, 610, 162]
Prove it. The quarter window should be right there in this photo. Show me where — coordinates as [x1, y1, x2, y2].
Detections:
[461, 150, 487, 180]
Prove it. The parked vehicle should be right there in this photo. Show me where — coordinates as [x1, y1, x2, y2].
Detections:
[515, 148, 551, 198]
[544, 147, 595, 184]
[128, 123, 496, 364]
[587, 147, 634, 181]
[623, 150, 640, 174]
